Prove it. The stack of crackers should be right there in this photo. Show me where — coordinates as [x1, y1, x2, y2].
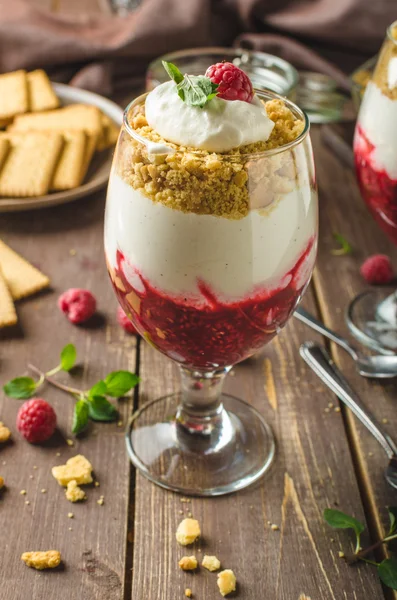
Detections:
[0, 69, 119, 198]
[0, 240, 50, 328]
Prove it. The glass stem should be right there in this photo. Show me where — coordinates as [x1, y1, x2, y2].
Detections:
[176, 366, 231, 438]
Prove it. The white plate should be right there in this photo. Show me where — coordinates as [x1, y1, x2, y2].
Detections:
[0, 82, 123, 212]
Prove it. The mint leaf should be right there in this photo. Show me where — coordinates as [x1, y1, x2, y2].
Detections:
[87, 380, 107, 399]
[323, 508, 365, 537]
[378, 557, 397, 589]
[162, 61, 184, 84]
[88, 396, 118, 422]
[72, 399, 89, 435]
[387, 507, 397, 536]
[3, 376, 37, 399]
[104, 371, 139, 398]
[177, 75, 219, 108]
[331, 233, 352, 256]
[60, 343, 77, 372]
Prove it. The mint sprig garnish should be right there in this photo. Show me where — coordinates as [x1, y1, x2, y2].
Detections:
[3, 344, 139, 436]
[324, 506, 397, 590]
[331, 232, 352, 256]
[162, 60, 218, 108]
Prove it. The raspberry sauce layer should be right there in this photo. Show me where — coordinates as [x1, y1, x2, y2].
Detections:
[354, 124, 397, 245]
[109, 240, 315, 370]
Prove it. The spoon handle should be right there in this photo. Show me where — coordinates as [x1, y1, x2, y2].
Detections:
[300, 341, 397, 458]
[294, 307, 358, 360]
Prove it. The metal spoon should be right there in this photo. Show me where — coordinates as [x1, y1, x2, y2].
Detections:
[294, 306, 397, 378]
[300, 341, 397, 490]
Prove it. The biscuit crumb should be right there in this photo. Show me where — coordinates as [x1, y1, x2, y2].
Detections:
[185, 589, 192, 598]
[21, 550, 61, 570]
[41, 488, 47, 494]
[66, 480, 86, 502]
[176, 518, 201, 546]
[117, 420, 123, 427]
[338, 551, 345, 558]
[56, 452, 61, 457]
[271, 524, 279, 531]
[68, 512, 74, 519]
[202, 555, 221, 572]
[25, 500, 30, 505]
[66, 439, 74, 446]
[33, 465, 37, 470]
[217, 569, 237, 597]
[382, 418, 389, 424]
[0, 422, 11, 443]
[52, 454, 93, 486]
[334, 407, 341, 413]
[94, 481, 100, 487]
[179, 556, 198, 571]
[68, 527, 72, 531]
[97, 498, 104, 506]
[20, 489, 27, 495]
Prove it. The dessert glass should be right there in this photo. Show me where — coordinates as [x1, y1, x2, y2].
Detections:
[105, 89, 318, 495]
[348, 22, 397, 351]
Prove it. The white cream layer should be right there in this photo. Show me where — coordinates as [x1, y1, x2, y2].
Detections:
[105, 175, 317, 302]
[358, 81, 397, 180]
[145, 81, 275, 153]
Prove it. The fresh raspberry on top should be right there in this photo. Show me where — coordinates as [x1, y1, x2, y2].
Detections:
[58, 288, 96, 324]
[17, 398, 57, 444]
[117, 306, 137, 334]
[360, 254, 394, 285]
[205, 62, 254, 103]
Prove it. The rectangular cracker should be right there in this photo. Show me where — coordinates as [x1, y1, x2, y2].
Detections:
[51, 130, 86, 191]
[97, 113, 119, 151]
[0, 70, 29, 119]
[10, 103, 102, 136]
[0, 266, 17, 327]
[80, 131, 98, 183]
[0, 239, 50, 300]
[27, 70, 59, 112]
[0, 132, 63, 197]
[0, 138, 9, 170]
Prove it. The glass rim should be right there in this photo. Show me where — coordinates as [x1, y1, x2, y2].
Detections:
[122, 88, 310, 158]
[387, 20, 397, 46]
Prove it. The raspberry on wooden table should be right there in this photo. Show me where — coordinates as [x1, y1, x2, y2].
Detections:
[117, 306, 137, 334]
[360, 254, 394, 285]
[58, 288, 96, 324]
[205, 62, 254, 103]
[17, 398, 57, 443]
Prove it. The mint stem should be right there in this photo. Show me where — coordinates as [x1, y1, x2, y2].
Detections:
[28, 363, 82, 398]
[46, 365, 62, 377]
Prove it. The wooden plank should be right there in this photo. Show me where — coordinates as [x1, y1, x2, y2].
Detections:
[132, 289, 383, 599]
[311, 126, 397, 583]
[0, 194, 135, 599]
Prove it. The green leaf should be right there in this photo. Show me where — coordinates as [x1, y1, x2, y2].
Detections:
[3, 376, 37, 399]
[104, 371, 139, 398]
[88, 396, 118, 422]
[323, 508, 365, 537]
[60, 343, 77, 372]
[177, 75, 219, 108]
[162, 61, 184, 84]
[378, 557, 397, 590]
[87, 380, 108, 399]
[72, 399, 89, 435]
[387, 507, 397, 535]
[331, 233, 352, 256]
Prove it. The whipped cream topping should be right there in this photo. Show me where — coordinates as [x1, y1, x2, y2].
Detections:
[145, 81, 275, 153]
[388, 57, 397, 89]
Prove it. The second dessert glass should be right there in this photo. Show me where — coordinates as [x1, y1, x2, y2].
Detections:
[105, 90, 318, 496]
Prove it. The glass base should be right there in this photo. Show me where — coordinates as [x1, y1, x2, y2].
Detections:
[125, 393, 275, 496]
[346, 289, 397, 354]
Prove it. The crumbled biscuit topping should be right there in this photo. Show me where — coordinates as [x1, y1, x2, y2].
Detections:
[52, 454, 93, 486]
[202, 555, 221, 572]
[176, 518, 201, 546]
[65, 479, 86, 502]
[185, 589, 193, 598]
[179, 556, 198, 571]
[0, 421, 11, 443]
[372, 27, 397, 99]
[21, 550, 61, 570]
[217, 569, 237, 597]
[118, 98, 304, 220]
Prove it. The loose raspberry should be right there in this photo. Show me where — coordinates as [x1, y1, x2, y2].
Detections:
[205, 62, 253, 103]
[17, 398, 57, 444]
[117, 306, 137, 334]
[360, 254, 394, 284]
[58, 289, 96, 324]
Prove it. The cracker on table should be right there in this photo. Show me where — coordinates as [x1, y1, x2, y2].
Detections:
[0, 266, 17, 327]
[0, 239, 50, 300]
[51, 130, 86, 191]
[0, 70, 29, 120]
[0, 131, 64, 197]
[80, 131, 98, 182]
[0, 138, 9, 170]
[97, 113, 119, 151]
[10, 103, 102, 137]
[27, 70, 59, 112]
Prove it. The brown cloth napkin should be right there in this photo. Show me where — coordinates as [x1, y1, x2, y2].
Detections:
[0, 0, 394, 95]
